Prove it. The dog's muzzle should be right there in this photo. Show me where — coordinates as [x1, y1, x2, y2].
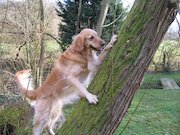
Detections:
[90, 41, 105, 51]
[90, 45, 101, 51]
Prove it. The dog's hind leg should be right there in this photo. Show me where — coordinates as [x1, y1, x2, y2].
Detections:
[46, 100, 63, 135]
[33, 114, 48, 135]
[33, 99, 51, 135]
[46, 112, 61, 135]
[46, 125, 55, 135]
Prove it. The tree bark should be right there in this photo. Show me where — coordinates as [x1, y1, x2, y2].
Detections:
[58, 0, 177, 134]
[75, 0, 82, 34]
[37, 0, 45, 87]
[96, 0, 109, 37]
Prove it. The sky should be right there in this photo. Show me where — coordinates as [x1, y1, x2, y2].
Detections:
[122, 0, 135, 8]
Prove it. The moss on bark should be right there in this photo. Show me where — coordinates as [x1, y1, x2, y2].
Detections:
[58, 0, 176, 134]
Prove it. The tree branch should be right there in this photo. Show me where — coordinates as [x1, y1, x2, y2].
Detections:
[15, 42, 27, 60]
[44, 32, 63, 51]
[103, 12, 125, 28]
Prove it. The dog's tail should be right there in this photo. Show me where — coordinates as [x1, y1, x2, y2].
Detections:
[15, 69, 37, 101]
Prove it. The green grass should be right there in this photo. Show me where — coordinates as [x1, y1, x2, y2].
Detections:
[144, 72, 180, 83]
[114, 89, 180, 135]
[0, 103, 32, 135]
[141, 72, 180, 89]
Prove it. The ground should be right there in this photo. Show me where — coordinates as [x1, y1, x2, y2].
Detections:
[115, 73, 180, 135]
[0, 70, 179, 134]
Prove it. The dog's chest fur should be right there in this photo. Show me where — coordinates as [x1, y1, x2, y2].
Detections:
[61, 52, 100, 105]
[87, 52, 100, 72]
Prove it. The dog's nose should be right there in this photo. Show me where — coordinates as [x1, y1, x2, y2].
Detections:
[101, 40, 105, 46]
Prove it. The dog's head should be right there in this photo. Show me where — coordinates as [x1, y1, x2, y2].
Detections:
[72, 28, 105, 52]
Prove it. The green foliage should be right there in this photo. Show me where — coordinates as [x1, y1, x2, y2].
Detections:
[115, 89, 180, 135]
[56, 0, 125, 51]
[102, 0, 125, 41]
[56, 0, 101, 50]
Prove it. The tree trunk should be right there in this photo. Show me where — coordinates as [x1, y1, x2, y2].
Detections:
[96, 0, 109, 37]
[75, 0, 82, 34]
[25, 0, 31, 67]
[37, 0, 45, 87]
[163, 51, 167, 71]
[58, 0, 177, 134]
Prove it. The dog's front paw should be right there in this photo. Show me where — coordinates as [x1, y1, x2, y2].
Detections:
[86, 93, 98, 104]
[110, 35, 118, 45]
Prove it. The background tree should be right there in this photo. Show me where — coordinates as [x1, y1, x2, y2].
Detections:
[0, 0, 60, 87]
[75, 0, 82, 34]
[56, 0, 101, 51]
[102, 0, 125, 41]
[95, 0, 109, 36]
[58, 0, 177, 134]
[57, 0, 125, 50]
[151, 40, 180, 72]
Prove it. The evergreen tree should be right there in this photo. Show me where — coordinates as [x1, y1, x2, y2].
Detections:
[56, 0, 125, 51]
[56, 0, 101, 51]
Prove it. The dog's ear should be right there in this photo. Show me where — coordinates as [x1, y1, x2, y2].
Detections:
[72, 34, 84, 52]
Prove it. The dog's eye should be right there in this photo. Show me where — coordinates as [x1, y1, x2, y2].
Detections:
[89, 36, 94, 40]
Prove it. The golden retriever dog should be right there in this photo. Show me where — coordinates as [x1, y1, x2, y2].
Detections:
[15, 28, 117, 135]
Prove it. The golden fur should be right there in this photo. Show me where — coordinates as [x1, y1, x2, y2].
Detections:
[16, 28, 117, 135]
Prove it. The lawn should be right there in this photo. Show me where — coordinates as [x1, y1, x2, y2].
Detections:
[141, 72, 180, 89]
[114, 89, 180, 135]
[1, 67, 180, 135]
[144, 72, 180, 84]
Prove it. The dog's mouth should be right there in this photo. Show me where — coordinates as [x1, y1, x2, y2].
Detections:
[90, 45, 100, 51]
[90, 45, 105, 52]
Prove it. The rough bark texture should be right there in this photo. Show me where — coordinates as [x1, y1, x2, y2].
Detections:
[58, 0, 176, 135]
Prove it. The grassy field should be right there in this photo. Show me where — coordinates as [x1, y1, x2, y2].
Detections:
[141, 72, 180, 89]
[114, 89, 180, 135]
[115, 72, 180, 135]
[0, 59, 180, 135]
[144, 72, 180, 84]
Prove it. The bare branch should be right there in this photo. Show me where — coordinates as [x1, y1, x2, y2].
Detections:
[44, 32, 64, 51]
[44, 33, 61, 44]
[15, 42, 27, 60]
[103, 12, 126, 28]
